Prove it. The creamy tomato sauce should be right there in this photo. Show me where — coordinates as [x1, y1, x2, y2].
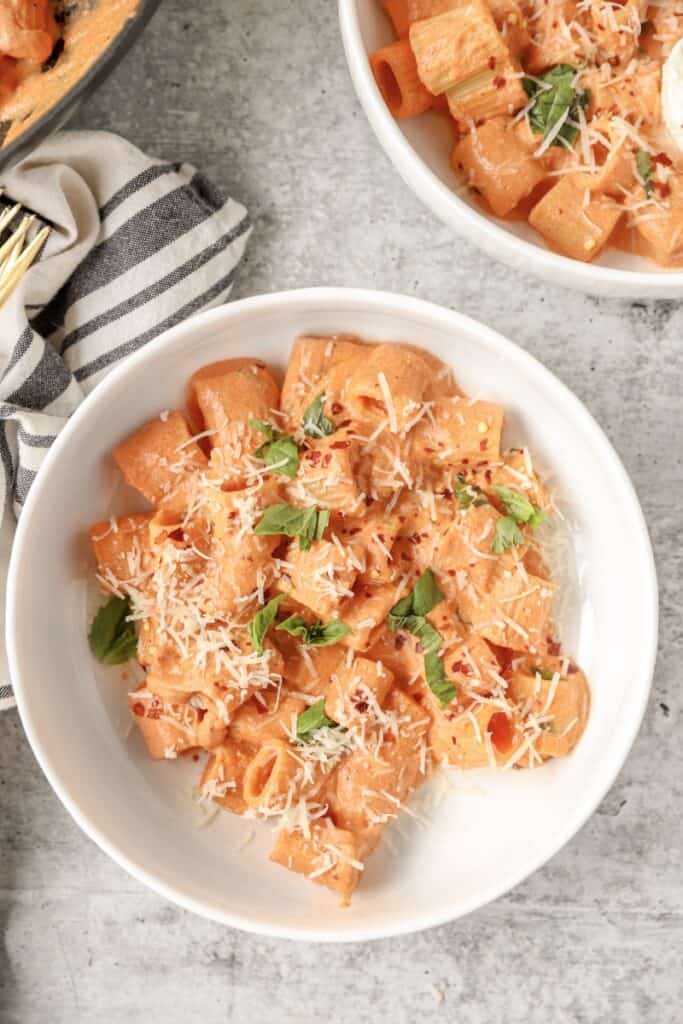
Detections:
[86, 336, 590, 904]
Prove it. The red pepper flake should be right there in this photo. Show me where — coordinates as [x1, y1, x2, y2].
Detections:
[547, 640, 561, 656]
[339, 418, 352, 428]
[451, 660, 471, 675]
[331, 402, 343, 415]
[192, 753, 200, 762]
[255, 701, 269, 715]
[395, 635, 406, 649]
[196, 708, 207, 722]
[307, 450, 322, 465]
[654, 152, 673, 167]
[479, 439, 489, 451]
[568, 663, 579, 674]
[351, 690, 369, 713]
[322, 453, 332, 467]
[493, 76, 506, 89]
[410, 532, 421, 545]
[330, 440, 350, 450]
[147, 703, 162, 720]
[488, 55, 496, 69]
[132, 702, 145, 717]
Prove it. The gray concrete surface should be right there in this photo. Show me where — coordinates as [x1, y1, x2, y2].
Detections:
[1, 1, 682, 1021]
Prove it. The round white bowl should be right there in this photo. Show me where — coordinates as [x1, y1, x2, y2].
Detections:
[7, 289, 657, 941]
[339, 0, 683, 299]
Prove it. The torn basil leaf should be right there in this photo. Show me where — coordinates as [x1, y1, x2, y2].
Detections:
[89, 595, 137, 665]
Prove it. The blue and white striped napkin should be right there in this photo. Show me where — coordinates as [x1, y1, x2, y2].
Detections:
[0, 130, 251, 711]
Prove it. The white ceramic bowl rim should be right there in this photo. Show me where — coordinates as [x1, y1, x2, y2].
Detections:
[339, 0, 683, 298]
[6, 289, 659, 941]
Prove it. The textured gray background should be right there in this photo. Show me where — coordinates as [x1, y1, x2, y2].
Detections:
[1, 1, 681, 1021]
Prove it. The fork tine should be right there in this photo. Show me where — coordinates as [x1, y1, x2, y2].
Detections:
[0, 225, 49, 309]
[0, 202, 22, 237]
[0, 215, 33, 275]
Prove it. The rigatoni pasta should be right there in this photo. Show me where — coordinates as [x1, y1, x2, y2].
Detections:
[370, 0, 683, 266]
[87, 335, 590, 905]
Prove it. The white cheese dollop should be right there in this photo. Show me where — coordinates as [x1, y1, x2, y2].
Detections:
[663, 36, 683, 155]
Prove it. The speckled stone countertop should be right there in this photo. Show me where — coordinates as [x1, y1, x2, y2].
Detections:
[1, 2, 681, 1021]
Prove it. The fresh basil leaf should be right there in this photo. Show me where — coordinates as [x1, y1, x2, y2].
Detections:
[385, 576, 455, 705]
[248, 594, 285, 656]
[523, 65, 589, 147]
[89, 595, 137, 665]
[424, 652, 456, 707]
[454, 473, 488, 509]
[277, 614, 351, 646]
[302, 393, 334, 438]
[410, 618, 443, 656]
[250, 419, 299, 478]
[387, 612, 442, 655]
[314, 508, 330, 541]
[533, 666, 555, 680]
[254, 503, 329, 550]
[261, 436, 299, 478]
[296, 698, 337, 740]
[493, 486, 548, 530]
[411, 567, 445, 616]
[387, 568, 444, 630]
[528, 508, 549, 529]
[636, 149, 654, 198]
[249, 418, 278, 442]
[493, 485, 535, 523]
[491, 515, 525, 553]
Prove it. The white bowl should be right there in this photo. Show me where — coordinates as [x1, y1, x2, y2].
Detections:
[339, 0, 683, 299]
[7, 289, 657, 941]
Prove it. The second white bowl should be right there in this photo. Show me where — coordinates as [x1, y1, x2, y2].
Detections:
[339, 0, 683, 298]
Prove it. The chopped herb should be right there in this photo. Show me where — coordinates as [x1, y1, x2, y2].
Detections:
[388, 568, 444, 628]
[636, 149, 654, 198]
[302, 393, 334, 439]
[296, 698, 337, 740]
[424, 652, 456, 708]
[249, 418, 278, 442]
[533, 666, 555, 681]
[248, 594, 285, 656]
[409, 617, 443, 656]
[276, 614, 351, 646]
[493, 486, 548, 528]
[250, 418, 299, 478]
[254, 503, 330, 551]
[88, 595, 137, 665]
[454, 473, 488, 509]
[491, 515, 525, 553]
[523, 65, 589, 147]
[387, 568, 454, 706]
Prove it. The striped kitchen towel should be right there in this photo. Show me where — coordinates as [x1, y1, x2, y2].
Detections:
[0, 130, 251, 711]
